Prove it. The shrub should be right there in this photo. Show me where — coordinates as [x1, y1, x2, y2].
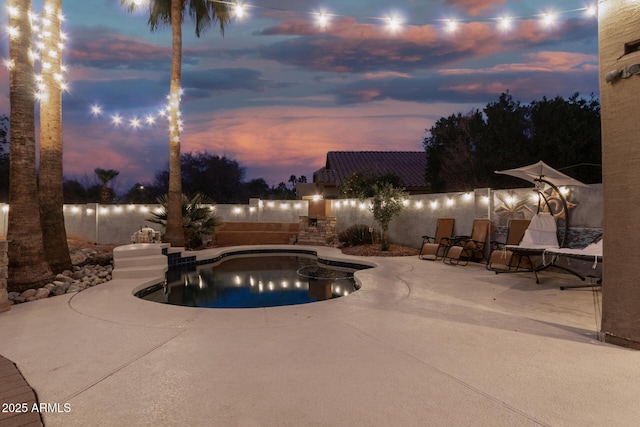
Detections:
[338, 224, 375, 247]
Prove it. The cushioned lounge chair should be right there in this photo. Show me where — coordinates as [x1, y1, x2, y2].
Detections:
[443, 218, 490, 266]
[505, 213, 559, 283]
[419, 217, 455, 261]
[486, 219, 531, 272]
[543, 239, 603, 290]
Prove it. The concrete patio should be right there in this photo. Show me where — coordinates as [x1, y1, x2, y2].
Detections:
[0, 246, 637, 427]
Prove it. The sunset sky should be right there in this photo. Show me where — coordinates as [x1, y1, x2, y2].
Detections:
[0, 0, 599, 193]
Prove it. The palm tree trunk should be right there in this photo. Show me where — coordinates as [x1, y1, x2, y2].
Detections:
[39, 0, 72, 273]
[164, 0, 185, 247]
[8, 0, 54, 292]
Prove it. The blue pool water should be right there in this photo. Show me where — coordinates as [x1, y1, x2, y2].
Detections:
[137, 255, 367, 308]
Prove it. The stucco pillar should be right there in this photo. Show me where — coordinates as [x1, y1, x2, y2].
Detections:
[599, 0, 640, 348]
[0, 240, 10, 312]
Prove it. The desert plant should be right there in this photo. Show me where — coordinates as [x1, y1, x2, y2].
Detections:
[338, 224, 376, 247]
[148, 193, 221, 249]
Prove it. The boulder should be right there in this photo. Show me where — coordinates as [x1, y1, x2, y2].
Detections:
[55, 274, 74, 283]
[35, 288, 50, 300]
[21, 289, 36, 298]
[66, 285, 81, 293]
[50, 285, 66, 296]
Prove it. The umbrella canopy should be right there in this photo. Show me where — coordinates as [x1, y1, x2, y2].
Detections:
[495, 161, 588, 187]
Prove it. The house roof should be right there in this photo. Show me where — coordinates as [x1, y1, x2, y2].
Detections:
[313, 151, 427, 189]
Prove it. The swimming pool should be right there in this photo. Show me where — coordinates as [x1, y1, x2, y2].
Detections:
[136, 254, 370, 308]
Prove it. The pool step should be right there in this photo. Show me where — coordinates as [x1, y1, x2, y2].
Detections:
[112, 244, 168, 281]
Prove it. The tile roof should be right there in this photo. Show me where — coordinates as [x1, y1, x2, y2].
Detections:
[313, 151, 427, 189]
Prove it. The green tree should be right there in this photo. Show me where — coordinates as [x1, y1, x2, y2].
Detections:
[148, 193, 221, 249]
[153, 151, 246, 203]
[243, 178, 270, 199]
[7, 0, 54, 291]
[339, 172, 402, 199]
[528, 93, 602, 184]
[94, 168, 119, 204]
[423, 110, 485, 192]
[370, 183, 408, 251]
[423, 93, 602, 192]
[122, 0, 231, 247]
[39, 0, 72, 273]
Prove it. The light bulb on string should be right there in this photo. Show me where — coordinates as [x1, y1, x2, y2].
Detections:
[540, 11, 557, 27]
[317, 11, 329, 29]
[91, 104, 102, 116]
[445, 19, 458, 33]
[497, 15, 513, 31]
[130, 117, 141, 129]
[386, 14, 402, 33]
[111, 114, 122, 126]
[234, 3, 245, 19]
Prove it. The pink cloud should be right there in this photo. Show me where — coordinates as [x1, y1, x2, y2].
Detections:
[443, 0, 511, 16]
[440, 51, 599, 75]
[176, 102, 438, 183]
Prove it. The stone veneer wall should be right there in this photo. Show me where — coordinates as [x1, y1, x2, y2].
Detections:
[0, 241, 9, 312]
[298, 216, 337, 246]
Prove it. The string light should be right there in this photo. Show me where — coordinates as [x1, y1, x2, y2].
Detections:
[4, 1, 599, 136]
[540, 11, 558, 27]
[445, 19, 458, 33]
[111, 114, 122, 125]
[497, 15, 513, 32]
[317, 12, 329, 29]
[90, 104, 102, 116]
[386, 15, 402, 33]
[234, 3, 245, 19]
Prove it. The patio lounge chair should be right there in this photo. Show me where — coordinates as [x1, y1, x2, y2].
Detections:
[504, 213, 559, 283]
[543, 239, 603, 290]
[419, 217, 455, 260]
[486, 219, 531, 272]
[442, 218, 490, 266]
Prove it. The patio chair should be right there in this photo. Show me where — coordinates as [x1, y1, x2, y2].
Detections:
[419, 218, 455, 260]
[486, 219, 531, 272]
[504, 213, 559, 283]
[442, 218, 490, 266]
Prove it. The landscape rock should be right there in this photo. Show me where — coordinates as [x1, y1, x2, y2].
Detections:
[35, 288, 50, 300]
[55, 274, 74, 283]
[44, 283, 55, 290]
[21, 289, 36, 299]
[51, 285, 66, 296]
[66, 285, 81, 293]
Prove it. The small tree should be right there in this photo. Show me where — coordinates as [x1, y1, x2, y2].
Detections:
[94, 168, 119, 204]
[370, 183, 409, 251]
[148, 193, 221, 249]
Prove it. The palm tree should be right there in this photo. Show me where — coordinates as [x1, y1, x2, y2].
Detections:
[39, 0, 72, 273]
[147, 193, 221, 249]
[122, 0, 231, 247]
[94, 168, 119, 204]
[7, 0, 54, 291]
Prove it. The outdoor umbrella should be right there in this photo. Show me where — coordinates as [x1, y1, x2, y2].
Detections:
[494, 160, 588, 188]
[495, 161, 587, 247]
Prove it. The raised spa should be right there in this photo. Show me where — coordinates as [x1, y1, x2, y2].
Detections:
[136, 253, 371, 308]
